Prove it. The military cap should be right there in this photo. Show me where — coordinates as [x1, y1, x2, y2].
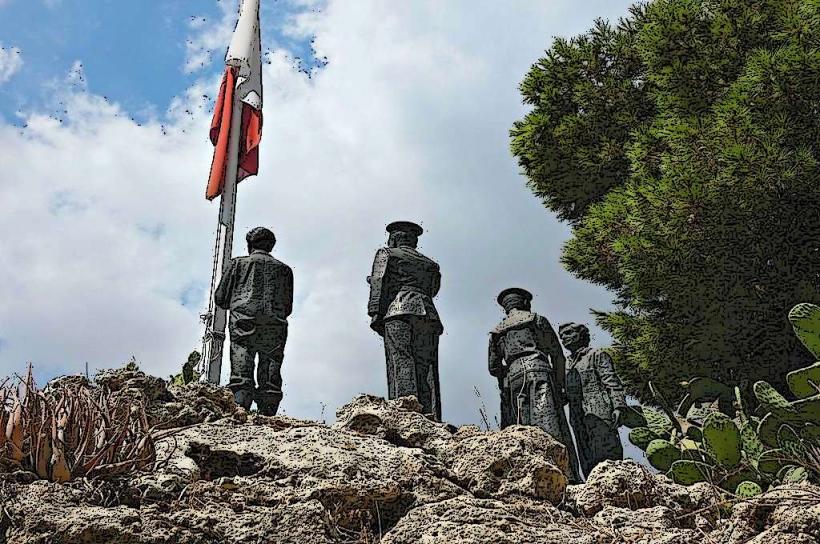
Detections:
[246, 226, 276, 246]
[496, 287, 533, 306]
[386, 221, 423, 237]
[559, 322, 589, 335]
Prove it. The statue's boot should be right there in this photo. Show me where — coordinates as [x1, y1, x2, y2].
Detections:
[233, 389, 253, 411]
[257, 396, 281, 416]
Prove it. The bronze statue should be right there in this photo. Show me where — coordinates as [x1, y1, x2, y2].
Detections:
[559, 322, 626, 477]
[215, 227, 293, 416]
[488, 288, 581, 482]
[367, 221, 443, 420]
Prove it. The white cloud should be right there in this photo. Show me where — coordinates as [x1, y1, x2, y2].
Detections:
[0, 44, 22, 84]
[184, 1, 236, 73]
[0, 1, 635, 430]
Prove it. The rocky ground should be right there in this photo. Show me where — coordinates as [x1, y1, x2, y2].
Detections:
[2, 368, 818, 543]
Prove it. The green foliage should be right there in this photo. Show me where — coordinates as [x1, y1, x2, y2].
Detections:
[646, 439, 680, 471]
[512, 0, 820, 403]
[789, 304, 820, 359]
[787, 362, 820, 399]
[623, 336, 820, 495]
[669, 459, 710, 485]
[702, 413, 741, 468]
[629, 427, 660, 449]
[169, 351, 201, 386]
[735, 481, 762, 498]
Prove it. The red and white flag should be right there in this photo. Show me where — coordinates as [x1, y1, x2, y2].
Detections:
[206, 0, 263, 200]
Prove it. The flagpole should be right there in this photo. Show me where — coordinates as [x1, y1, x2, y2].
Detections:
[201, 89, 244, 384]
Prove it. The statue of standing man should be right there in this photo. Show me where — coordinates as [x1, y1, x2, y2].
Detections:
[368, 221, 443, 420]
[215, 227, 293, 416]
[559, 322, 626, 477]
[488, 288, 581, 483]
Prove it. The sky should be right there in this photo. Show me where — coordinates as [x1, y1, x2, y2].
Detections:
[0, 0, 640, 458]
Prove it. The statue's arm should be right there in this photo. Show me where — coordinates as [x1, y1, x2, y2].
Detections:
[367, 249, 390, 332]
[488, 334, 504, 378]
[283, 265, 294, 319]
[540, 317, 567, 404]
[597, 350, 627, 410]
[431, 267, 441, 298]
[214, 259, 236, 309]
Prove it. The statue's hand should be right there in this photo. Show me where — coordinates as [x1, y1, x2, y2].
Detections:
[611, 408, 622, 427]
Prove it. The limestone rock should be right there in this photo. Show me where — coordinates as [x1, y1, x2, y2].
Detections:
[444, 424, 568, 504]
[333, 394, 454, 454]
[2, 372, 816, 544]
[381, 496, 590, 544]
[567, 459, 699, 517]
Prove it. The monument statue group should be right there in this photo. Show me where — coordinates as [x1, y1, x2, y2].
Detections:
[215, 221, 626, 480]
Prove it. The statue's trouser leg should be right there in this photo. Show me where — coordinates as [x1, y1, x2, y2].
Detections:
[227, 333, 257, 410]
[568, 409, 592, 480]
[580, 414, 623, 476]
[384, 319, 418, 402]
[529, 375, 583, 484]
[255, 322, 287, 416]
[412, 319, 441, 421]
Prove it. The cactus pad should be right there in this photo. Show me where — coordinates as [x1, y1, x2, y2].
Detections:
[643, 406, 674, 437]
[786, 362, 820, 399]
[753, 381, 793, 414]
[789, 303, 820, 359]
[628, 427, 660, 450]
[734, 481, 762, 498]
[646, 439, 681, 471]
[703, 412, 742, 468]
[669, 460, 710, 485]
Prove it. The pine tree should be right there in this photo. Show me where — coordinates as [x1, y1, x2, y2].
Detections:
[511, 0, 820, 401]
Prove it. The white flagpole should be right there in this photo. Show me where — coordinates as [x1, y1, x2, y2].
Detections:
[201, 90, 244, 384]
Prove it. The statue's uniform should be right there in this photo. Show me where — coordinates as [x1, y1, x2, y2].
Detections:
[566, 347, 626, 476]
[368, 246, 443, 420]
[215, 249, 293, 413]
[489, 309, 581, 482]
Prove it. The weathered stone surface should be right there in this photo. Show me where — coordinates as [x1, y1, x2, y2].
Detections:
[2, 370, 816, 544]
[333, 394, 454, 454]
[567, 459, 699, 517]
[381, 496, 590, 544]
[444, 424, 568, 504]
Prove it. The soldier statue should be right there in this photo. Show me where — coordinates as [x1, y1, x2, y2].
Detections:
[559, 322, 626, 477]
[488, 288, 581, 482]
[367, 221, 443, 420]
[215, 227, 293, 416]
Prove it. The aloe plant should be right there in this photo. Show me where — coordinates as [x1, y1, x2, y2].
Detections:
[1, 364, 173, 482]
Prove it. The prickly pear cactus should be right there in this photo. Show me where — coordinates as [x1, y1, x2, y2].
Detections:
[646, 439, 681, 472]
[753, 381, 793, 415]
[643, 406, 674, 436]
[702, 413, 742, 468]
[787, 362, 820, 399]
[782, 466, 808, 484]
[629, 427, 660, 450]
[669, 460, 710, 485]
[735, 481, 762, 498]
[789, 303, 820, 359]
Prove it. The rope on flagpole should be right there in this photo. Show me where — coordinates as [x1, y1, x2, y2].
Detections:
[200, 88, 244, 384]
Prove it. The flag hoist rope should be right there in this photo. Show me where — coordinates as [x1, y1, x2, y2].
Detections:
[201, 89, 244, 384]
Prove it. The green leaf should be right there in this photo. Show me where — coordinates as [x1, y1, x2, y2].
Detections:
[702, 412, 742, 468]
[786, 362, 820, 399]
[789, 304, 820, 359]
[646, 438, 681, 472]
[643, 406, 674, 437]
[735, 481, 762, 498]
[629, 427, 660, 450]
[668, 459, 711, 485]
